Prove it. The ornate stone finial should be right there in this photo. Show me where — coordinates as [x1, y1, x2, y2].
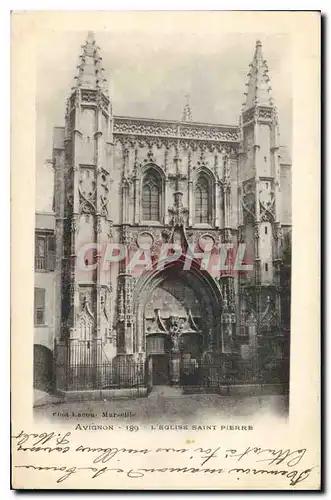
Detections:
[86, 31, 95, 45]
[182, 92, 192, 122]
[168, 190, 189, 227]
[242, 39, 274, 111]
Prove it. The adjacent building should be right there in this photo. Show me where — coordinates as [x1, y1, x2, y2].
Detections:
[34, 211, 56, 391]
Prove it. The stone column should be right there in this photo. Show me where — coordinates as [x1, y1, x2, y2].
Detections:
[215, 180, 220, 228]
[71, 216, 80, 329]
[169, 353, 181, 385]
[169, 329, 181, 385]
[133, 149, 139, 224]
[220, 285, 236, 353]
[95, 102, 103, 339]
[133, 176, 139, 224]
[187, 147, 193, 226]
[164, 178, 169, 225]
[188, 179, 193, 226]
[223, 185, 228, 228]
[254, 223, 261, 284]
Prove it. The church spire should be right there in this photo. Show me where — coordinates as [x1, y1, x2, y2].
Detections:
[72, 31, 108, 95]
[243, 40, 273, 110]
[181, 93, 192, 122]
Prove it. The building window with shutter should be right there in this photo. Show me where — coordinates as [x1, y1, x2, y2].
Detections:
[142, 170, 161, 222]
[195, 173, 211, 224]
[34, 288, 45, 325]
[35, 232, 55, 271]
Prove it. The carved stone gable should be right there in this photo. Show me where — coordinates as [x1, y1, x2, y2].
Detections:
[74, 297, 94, 340]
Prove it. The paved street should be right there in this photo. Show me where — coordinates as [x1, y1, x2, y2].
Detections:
[34, 386, 288, 424]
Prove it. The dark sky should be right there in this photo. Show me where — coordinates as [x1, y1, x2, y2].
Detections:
[36, 26, 292, 212]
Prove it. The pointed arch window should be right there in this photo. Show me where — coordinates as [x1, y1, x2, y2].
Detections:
[142, 170, 161, 221]
[195, 174, 211, 224]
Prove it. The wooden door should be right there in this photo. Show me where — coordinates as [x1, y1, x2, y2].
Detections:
[152, 355, 169, 385]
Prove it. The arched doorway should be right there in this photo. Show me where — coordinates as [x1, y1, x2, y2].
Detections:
[133, 259, 223, 386]
[33, 344, 54, 392]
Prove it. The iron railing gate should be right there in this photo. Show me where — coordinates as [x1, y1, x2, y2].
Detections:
[55, 340, 146, 392]
[180, 357, 289, 390]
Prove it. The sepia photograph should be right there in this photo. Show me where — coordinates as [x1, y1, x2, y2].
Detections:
[11, 10, 320, 490]
[33, 28, 292, 422]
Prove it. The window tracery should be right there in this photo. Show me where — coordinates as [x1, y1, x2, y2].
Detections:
[142, 170, 161, 221]
[195, 173, 211, 224]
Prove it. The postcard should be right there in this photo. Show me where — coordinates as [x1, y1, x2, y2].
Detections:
[11, 10, 320, 490]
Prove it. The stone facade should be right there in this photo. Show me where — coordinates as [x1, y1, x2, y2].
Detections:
[51, 33, 291, 392]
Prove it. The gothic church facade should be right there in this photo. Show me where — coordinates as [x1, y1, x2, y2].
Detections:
[51, 33, 291, 393]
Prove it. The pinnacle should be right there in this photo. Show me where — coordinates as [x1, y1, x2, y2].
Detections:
[243, 40, 274, 110]
[86, 31, 95, 44]
[181, 92, 192, 122]
[71, 31, 108, 95]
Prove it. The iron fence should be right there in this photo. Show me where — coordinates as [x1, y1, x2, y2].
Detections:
[180, 358, 288, 390]
[55, 340, 146, 392]
[55, 341, 288, 393]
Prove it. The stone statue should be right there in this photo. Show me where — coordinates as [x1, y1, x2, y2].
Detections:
[169, 316, 182, 353]
[171, 330, 180, 353]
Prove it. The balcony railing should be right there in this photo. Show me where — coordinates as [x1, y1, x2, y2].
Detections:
[35, 252, 55, 272]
